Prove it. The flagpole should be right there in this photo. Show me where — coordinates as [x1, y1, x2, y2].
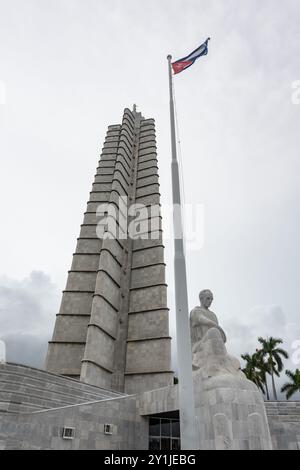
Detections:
[167, 55, 198, 450]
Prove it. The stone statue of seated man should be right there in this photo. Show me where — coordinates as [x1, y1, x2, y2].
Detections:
[189, 289, 273, 449]
[190, 289, 243, 379]
[190, 289, 226, 349]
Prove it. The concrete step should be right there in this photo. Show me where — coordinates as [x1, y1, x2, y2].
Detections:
[0, 372, 117, 403]
[0, 363, 128, 414]
[0, 400, 45, 413]
[0, 390, 76, 410]
[0, 363, 125, 397]
[265, 401, 300, 416]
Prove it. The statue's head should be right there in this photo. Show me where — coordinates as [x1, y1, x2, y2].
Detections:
[199, 289, 213, 309]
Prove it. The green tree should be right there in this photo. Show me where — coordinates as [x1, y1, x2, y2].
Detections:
[241, 352, 266, 395]
[281, 369, 300, 400]
[258, 337, 289, 400]
[254, 350, 271, 401]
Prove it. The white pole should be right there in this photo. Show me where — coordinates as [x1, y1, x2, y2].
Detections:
[167, 55, 198, 450]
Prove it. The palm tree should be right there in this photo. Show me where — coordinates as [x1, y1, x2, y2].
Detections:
[254, 350, 271, 401]
[241, 353, 266, 395]
[258, 337, 289, 400]
[281, 369, 300, 400]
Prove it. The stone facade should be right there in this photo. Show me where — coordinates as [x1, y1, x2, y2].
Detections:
[1, 363, 300, 450]
[45, 107, 173, 394]
[0, 365, 148, 450]
[265, 402, 300, 450]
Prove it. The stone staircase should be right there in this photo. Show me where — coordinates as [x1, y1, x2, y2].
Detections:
[265, 401, 300, 418]
[0, 363, 127, 413]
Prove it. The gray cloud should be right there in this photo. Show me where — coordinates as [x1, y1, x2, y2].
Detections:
[0, 271, 59, 368]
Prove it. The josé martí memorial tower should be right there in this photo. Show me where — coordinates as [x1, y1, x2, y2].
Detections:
[45, 107, 173, 395]
[0, 106, 300, 450]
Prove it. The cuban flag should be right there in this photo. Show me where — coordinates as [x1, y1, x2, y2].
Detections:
[172, 38, 210, 75]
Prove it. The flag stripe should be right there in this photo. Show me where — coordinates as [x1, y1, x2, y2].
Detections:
[172, 60, 194, 75]
[171, 38, 210, 74]
[178, 43, 207, 62]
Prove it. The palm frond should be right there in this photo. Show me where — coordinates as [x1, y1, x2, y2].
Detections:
[281, 383, 292, 393]
[286, 387, 297, 400]
[276, 348, 289, 359]
[274, 354, 283, 372]
[281, 369, 300, 399]
[285, 369, 295, 381]
[269, 337, 283, 346]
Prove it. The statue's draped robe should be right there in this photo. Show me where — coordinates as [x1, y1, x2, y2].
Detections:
[189, 304, 273, 449]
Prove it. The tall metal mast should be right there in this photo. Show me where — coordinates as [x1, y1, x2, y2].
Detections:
[167, 55, 198, 450]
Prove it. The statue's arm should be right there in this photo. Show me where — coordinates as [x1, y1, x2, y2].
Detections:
[198, 313, 227, 343]
[197, 313, 218, 328]
[190, 310, 217, 329]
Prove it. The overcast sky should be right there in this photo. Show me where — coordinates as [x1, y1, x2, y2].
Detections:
[0, 0, 300, 399]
